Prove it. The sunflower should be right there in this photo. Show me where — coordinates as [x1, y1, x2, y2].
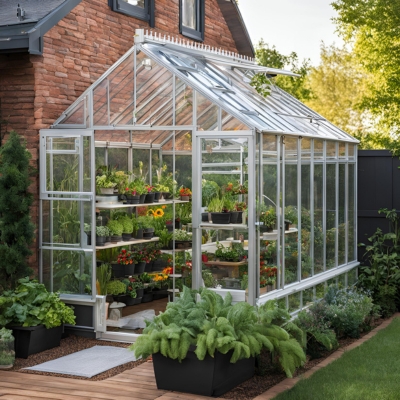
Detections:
[147, 209, 155, 216]
[154, 208, 164, 218]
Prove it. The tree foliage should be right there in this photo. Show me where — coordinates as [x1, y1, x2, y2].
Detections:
[252, 39, 312, 102]
[332, 0, 400, 141]
[0, 131, 35, 290]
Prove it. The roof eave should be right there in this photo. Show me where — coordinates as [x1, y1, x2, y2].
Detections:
[217, 0, 255, 58]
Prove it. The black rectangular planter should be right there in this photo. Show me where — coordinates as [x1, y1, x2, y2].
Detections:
[153, 349, 255, 397]
[11, 325, 63, 359]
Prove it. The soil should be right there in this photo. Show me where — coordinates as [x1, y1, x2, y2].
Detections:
[6, 318, 386, 399]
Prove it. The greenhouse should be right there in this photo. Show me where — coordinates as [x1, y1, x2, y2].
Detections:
[40, 29, 359, 341]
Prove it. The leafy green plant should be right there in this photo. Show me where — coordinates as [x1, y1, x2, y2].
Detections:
[119, 216, 133, 234]
[106, 280, 126, 296]
[131, 288, 305, 377]
[0, 131, 35, 291]
[202, 180, 220, 207]
[0, 277, 76, 328]
[207, 197, 224, 213]
[96, 226, 110, 237]
[173, 229, 192, 241]
[159, 229, 173, 248]
[95, 174, 116, 188]
[215, 242, 246, 262]
[260, 207, 276, 229]
[137, 215, 154, 229]
[0, 328, 14, 366]
[0, 328, 13, 341]
[107, 219, 123, 236]
[96, 263, 111, 295]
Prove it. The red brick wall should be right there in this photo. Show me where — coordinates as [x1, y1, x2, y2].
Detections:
[0, 0, 239, 274]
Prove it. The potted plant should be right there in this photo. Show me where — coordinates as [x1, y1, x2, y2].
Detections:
[113, 170, 129, 197]
[132, 248, 149, 274]
[172, 229, 192, 249]
[159, 228, 173, 249]
[121, 278, 142, 306]
[119, 216, 134, 241]
[106, 279, 127, 303]
[107, 219, 123, 243]
[179, 186, 192, 201]
[144, 185, 155, 203]
[96, 263, 112, 318]
[0, 328, 15, 369]
[96, 174, 116, 195]
[95, 225, 110, 246]
[116, 248, 135, 275]
[0, 277, 76, 358]
[131, 287, 305, 397]
[207, 197, 230, 224]
[137, 215, 154, 239]
[215, 241, 246, 262]
[140, 272, 154, 302]
[234, 201, 247, 223]
[260, 207, 276, 232]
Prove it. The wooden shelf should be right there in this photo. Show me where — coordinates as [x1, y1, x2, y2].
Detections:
[200, 223, 247, 230]
[96, 236, 159, 249]
[96, 199, 189, 209]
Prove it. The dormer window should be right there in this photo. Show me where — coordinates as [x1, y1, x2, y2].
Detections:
[109, 0, 155, 27]
[180, 0, 204, 41]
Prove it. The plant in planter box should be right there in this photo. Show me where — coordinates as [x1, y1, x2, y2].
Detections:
[179, 186, 192, 198]
[96, 174, 116, 192]
[0, 328, 15, 369]
[0, 277, 76, 358]
[106, 280, 126, 297]
[131, 287, 305, 396]
[214, 242, 246, 262]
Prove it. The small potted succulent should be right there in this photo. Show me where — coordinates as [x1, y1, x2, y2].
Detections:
[96, 225, 110, 246]
[107, 219, 123, 243]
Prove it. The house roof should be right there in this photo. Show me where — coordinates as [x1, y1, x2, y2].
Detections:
[0, 0, 81, 54]
[52, 29, 358, 144]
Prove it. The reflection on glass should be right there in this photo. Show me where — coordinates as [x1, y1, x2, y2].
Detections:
[314, 165, 324, 273]
[42, 249, 92, 295]
[288, 292, 301, 313]
[326, 164, 336, 270]
[122, 0, 145, 8]
[338, 164, 346, 265]
[303, 287, 314, 306]
[197, 92, 218, 130]
[314, 139, 323, 159]
[326, 141, 336, 158]
[108, 148, 128, 171]
[338, 273, 346, 288]
[316, 282, 325, 299]
[182, 0, 196, 29]
[301, 164, 312, 279]
[348, 164, 355, 262]
[347, 268, 357, 286]
[176, 78, 193, 126]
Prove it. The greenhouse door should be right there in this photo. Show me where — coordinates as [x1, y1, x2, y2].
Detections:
[39, 129, 99, 334]
[191, 131, 257, 305]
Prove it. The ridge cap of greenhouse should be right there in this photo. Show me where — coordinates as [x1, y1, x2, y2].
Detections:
[51, 29, 358, 144]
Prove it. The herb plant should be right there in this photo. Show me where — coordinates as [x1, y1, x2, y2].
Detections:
[107, 219, 123, 236]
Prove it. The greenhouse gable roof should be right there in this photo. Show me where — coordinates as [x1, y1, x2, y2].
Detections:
[53, 29, 358, 144]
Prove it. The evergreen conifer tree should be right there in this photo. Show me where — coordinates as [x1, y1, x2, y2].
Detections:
[0, 131, 34, 290]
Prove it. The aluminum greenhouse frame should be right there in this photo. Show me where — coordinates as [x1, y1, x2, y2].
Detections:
[39, 29, 359, 340]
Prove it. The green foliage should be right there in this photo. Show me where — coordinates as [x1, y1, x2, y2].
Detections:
[214, 242, 246, 262]
[131, 288, 305, 377]
[0, 131, 35, 291]
[202, 180, 220, 207]
[207, 197, 224, 213]
[0, 327, 13, 340]
[119, 216, 133, 234]
[96, 226, 110, 237]
[107, 219, 123, 236]
[0, 277, 76, 328]
[106, 280, 126, 295]
[252, 39, 312, 102]
[96, 263, 111, 295]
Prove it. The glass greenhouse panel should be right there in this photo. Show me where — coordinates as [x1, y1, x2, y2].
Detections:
[288, 292, 301, 313]
[42, 249, 93, 295]
[326, 164, 336, 270]
[348, 144, 355, 159]
[197, 92, 218, 131]
[316, 282, 325, 298]
[314, 139, 324, 160]
[108, 148, 129, 171]
[326, 141, 337, 159]
[348, 164, 356, 262]
[314, 164, 324, 274]
[303, 287, 314, 306]
[221, 110, 250, 131]
[347, 268, 357, 286]
[93, 80, 109, 126]
[339, 143, 346, 159]
[301, 163, 312, 279]
[61, 99, 85, 125]
[338, 164, 346, 265]
[338, 272, 346, 288]
[175, 77, 193, 126]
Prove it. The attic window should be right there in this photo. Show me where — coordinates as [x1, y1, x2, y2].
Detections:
[180, 0, 204, 42]
[109, 0, 154, 27]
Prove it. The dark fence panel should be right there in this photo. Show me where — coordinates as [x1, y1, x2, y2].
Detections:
[357, 150, 400, 263]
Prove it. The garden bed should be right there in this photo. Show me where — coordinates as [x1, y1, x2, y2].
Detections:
[5, 317, 386, 398]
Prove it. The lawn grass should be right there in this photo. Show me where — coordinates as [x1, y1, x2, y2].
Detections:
[274, 316, 400, 400]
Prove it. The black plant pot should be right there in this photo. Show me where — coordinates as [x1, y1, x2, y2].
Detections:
[152, 349, 255, 397]
[237, 211, 243, 224]
[135, 229, 143, 240]
[210, 212, 231, 224]
[122, 233, 133, 241]
[153, 192, 161, 202]
[86, 231, 92, 245]
[136, 288, 144, 297]
[152, 290, 168, 300]
[95, 236, 106, 246]
[139, 194, 146, 204]
[144, 261, 153, 272]
[114, 295, 130, 304]
[143, 228, 154, 240]
[129, 195, 140, 204]
[111, 263, 125, 278]
[145, 193, 155, 203]
[11, 325, 63, 359]
[163, 192, 172, 199]
[152, 259, 167, 271]
[135, 261, 146, 274]
[230, 211, 240, 224]
[142, 293, 154, 303]
[285, 219, 292, 231]
[110, 235, 122, 243]
[201, 213, 209, 222]
[125, 263, 136, 275]
[124, 296, 139, 306]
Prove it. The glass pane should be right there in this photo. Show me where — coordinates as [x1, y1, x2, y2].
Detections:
[176, 77, 193, 126]
[288, 292, 301, 313]
[222, 110, 250, 131]
[338, 273, 346, 288]
[42, 249, 93, 295]
[108, 148, 129, 171]
[348, 164, 355, 262]
[326, 164, 336, 269]
[83, 136, 92, 192]
[182, 0, 196, 29]
[316, 282, 325, 299]
[61, 99, 85, 125]
[284, 137, 298, 285]
[348, 144, 355, 159]
[338, 164, 346, 265]
[314, 164, 324, 274]
[301, 138, 311, 160]
[303, 287, 314, 306]
[197, 92, 218, 131]
[301, 163, 312, 280]
[42, 199, 92, 247]
[122, 0, 145, 8]
[347, 268, 357, 286]
[314, 139, 323, 160]
[326, 141, 336, 159]
[339, 143, 346, 159]
[93, 80, 108, 126]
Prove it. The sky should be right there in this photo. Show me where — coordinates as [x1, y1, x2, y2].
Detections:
[238, 0, 344, 66]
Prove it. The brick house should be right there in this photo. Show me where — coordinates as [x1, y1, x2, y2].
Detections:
[0, 0, 254, 270]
